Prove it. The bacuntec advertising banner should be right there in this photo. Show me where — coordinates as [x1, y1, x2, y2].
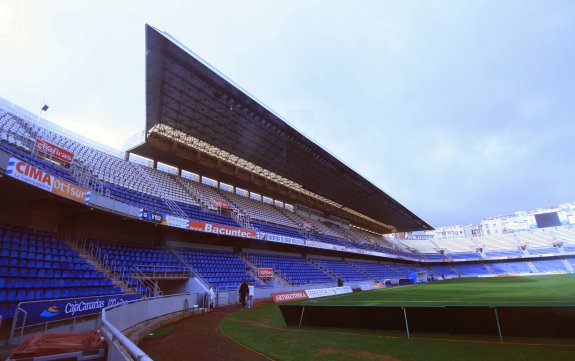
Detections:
[189, 220, 257, 238]
[6, 157, 90, 204]
[16, 294, 140, 327]
[35, 138, 74, 163]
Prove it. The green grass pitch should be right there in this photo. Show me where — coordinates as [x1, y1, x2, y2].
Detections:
[298, 274, 575, 307]
[221, 274, 575, 361]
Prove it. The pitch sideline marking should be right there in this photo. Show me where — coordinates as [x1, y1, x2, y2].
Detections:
[219, 316, 276, 361]
[305, 300, 575, 305]
[225, 316, 575, 349]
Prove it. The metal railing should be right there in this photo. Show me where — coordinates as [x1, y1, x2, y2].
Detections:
[173, 176, 212, 212]
[82, 241, 143, 295]
[101, 293, 202, 361]
[213, 189, 254, 229]
[9, 293, 137, 345]
[164, 245, 202, 282]
[132, 265, 191, 280]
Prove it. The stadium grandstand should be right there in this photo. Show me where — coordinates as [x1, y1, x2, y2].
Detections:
[1, 24, 575, 359]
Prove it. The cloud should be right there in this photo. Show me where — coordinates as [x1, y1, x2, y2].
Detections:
[1, 0, 574, 229]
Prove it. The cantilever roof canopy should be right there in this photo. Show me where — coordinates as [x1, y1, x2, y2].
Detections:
[140, 24, 432, 233]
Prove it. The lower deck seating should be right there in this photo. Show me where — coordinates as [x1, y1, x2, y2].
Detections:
[426, 264, 459, 278]
[91, 240, 187, 294]
[0, 224, 120, 319]
[177, 247, 258, 290]
[349, 261, 402, 280]
[489, 261, 532, 274]
[531, 259, 567, 273]
[310, 258, 369, 282]
[452, 263, 491, 276]
[245, 252, 334, 286]
[382, 263, 419, 278]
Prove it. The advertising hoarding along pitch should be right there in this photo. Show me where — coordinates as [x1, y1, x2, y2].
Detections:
[35, 139, 74, 163]
[305, 286, 353, 299]
[17, 294, 141, 327]
[271, 290, 308, 303]
[271, 286, 353, 303]
[6, 157, 90, 204]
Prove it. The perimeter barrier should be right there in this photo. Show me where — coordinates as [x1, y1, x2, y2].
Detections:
[279, 305, 575, 340]
[101, 293, 203, 361]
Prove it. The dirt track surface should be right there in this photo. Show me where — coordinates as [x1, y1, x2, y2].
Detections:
[139, 306, 270, 361]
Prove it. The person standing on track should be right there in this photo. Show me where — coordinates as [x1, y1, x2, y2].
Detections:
[208, 285, 216, 310]
[247, 281, 255, 308]
[239, 279, 249, 309]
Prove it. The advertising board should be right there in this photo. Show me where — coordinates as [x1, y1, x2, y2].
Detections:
[162, 215, 189, 229]
[6, 157, 90, 204]
[210, 198, 230, 209]
[257, 268, 273, 278]
[305, 286, 353, 299]
[140, 209, 163, 223]
[35, 139, 74, 163]
[271, 291, 308, 303]
[17, 294, 141, 326]
[189, 221, 257, 238]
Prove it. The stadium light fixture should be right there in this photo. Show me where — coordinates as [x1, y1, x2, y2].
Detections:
[36, 99, 49, 123]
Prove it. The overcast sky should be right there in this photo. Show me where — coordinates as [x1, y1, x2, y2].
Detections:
[1, 0, 574, 228]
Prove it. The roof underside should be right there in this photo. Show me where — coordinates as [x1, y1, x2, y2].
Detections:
[142, 24, 432, 233]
